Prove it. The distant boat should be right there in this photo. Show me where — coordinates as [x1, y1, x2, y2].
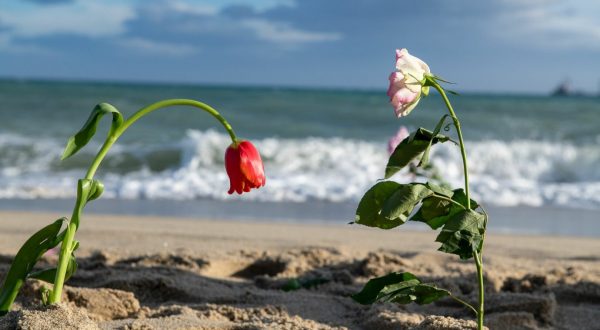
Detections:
[551, 81, 572, 96]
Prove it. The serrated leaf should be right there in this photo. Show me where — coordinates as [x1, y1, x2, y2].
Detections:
[411, 187, 479, 230]
[61, 103, 123, 160]
[385, 128, 450, 179]
[379, 184, 433, 224]
[352, 272, 450, 305]
[435, 210, 485, 260]
[425, 182, 453, 197]
[0, 218, 66, 314]
[355, 183, 433, 229]
[354, 181, 401, 229]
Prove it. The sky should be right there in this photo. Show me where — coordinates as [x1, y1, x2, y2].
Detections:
[1, 0, 599, 93]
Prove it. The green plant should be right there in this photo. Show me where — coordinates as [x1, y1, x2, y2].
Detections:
[352, 49, 488, 329]
[0, 99, 265, 314]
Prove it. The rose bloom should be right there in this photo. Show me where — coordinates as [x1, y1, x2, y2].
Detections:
[386, 49, 431, 117]
[224, 140, 266, 194]
[387, 126, 410, 155]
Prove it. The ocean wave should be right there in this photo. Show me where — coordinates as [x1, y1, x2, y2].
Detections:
[0, 130, 599, 209]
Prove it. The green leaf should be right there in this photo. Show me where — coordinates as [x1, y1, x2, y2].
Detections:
[72, 179, 104, 228]
[379, 184, 433, 224]
[355, 181, 400, 228]
[411, 187, 479, 230]
[352, 272, 450, 305]
[419, 115, 450, 167]
[385, 128, 450, 179]
[435, 210, 486, 260]
[29, 240, 79, 284]
[425, 182, 454, 197]
[61, 103, 123, 160]
[0, 218, 66, 315]
[28, 257, 78, 284]
[355, 182, 433, 229]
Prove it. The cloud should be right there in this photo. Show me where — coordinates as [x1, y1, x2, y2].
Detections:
[0, 1, 134, 38]
[116, 37, 200, 56]
[23, 0, 73, 5]
[0, 33, 54, 54]
[240, 19, 341, 44]
[119, 0, 342, 52]
[493, 1, 600, 50]
[1, 0, 599, 92]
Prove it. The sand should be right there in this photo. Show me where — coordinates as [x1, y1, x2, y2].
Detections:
[0, 210, 598, 329]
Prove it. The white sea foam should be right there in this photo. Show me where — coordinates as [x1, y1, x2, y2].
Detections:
[0, 130, 598, 209]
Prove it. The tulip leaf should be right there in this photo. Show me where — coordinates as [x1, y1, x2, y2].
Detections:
[385, 128, 450, 179]
[72, 179, 104, 228]
[61, 103, 123, 160]
[355, 182, 434, 229]
[419, 115, 450, 167]
[29, 240, 79, 284]
[352, 272, 450, 305]
[0, 218, 66, 315]
[435, 209, 486, 260]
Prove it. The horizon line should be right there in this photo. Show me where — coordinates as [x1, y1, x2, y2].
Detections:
[0, 75, 585, 98]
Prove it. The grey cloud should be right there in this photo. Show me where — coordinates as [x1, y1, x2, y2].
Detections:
[24, 0, 73, 5]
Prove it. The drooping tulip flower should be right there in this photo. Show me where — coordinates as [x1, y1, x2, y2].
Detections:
[224, 140, 266, 194]
[387, 49, 431, 117]
[387, 126, 410, 154]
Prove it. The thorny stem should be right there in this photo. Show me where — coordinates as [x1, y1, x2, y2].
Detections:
[431, 81, 484, 329]
[49, 99, 238, 304]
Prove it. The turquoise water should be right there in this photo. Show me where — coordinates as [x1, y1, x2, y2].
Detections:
[1, 79, 600, 209]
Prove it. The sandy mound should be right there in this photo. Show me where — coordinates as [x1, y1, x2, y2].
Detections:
[1, 247, 599, 329]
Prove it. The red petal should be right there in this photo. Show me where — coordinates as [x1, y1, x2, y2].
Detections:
[238, 141, 266, 189]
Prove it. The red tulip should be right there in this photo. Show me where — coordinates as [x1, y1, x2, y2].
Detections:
[224, 140, 266, 194]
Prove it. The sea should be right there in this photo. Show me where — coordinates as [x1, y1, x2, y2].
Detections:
[1, 79, 599, 236]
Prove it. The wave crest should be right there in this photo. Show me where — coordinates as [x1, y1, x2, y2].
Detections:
[0, 130, 598, 209]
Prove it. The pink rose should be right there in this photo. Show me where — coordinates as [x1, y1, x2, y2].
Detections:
[387, 49, 430, 117]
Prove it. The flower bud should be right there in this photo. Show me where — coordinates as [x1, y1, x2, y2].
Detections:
[224, 140, 266, 194]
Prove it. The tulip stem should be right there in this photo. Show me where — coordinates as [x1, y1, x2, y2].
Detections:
[85, 99, 238, 180]
[431, 82, 484, 329]
[50, 99, 238, 304]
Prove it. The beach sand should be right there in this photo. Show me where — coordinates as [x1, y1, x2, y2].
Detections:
[0, 211, 598, 329]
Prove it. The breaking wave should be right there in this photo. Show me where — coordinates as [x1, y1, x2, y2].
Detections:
[1, 130, 599, 209]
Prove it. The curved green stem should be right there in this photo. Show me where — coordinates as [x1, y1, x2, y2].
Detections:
[431, 82, 484, 329]
[431, 83, 470, 209]
[49, 99, 238, 304]
[85, 99, 238, 180]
